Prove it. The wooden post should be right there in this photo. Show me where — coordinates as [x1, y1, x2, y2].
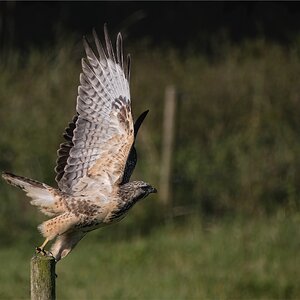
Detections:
[160, 85, 177, 207]
[31, 254, 56, 300]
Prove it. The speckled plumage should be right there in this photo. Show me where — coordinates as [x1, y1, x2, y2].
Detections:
[2, 25, 156, 261]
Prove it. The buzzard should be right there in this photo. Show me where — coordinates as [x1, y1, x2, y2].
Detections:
[2, 25, 156, 261]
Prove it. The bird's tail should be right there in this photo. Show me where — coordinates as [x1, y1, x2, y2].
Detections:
[2, 171, 64, 216]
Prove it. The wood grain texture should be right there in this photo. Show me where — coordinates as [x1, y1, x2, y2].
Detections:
[31, 254, 56, 300]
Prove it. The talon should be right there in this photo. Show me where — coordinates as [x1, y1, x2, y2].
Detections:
[35, 246, 50, 256]
[35, 238, 50, 256]
[35, 246, 42, 253]
[35, 247, 47, 256]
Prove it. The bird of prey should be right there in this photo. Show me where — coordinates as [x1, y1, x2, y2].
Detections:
[2, 25, 156, 261]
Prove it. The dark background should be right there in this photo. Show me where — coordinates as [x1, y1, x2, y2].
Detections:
[2, 2, 300, 51]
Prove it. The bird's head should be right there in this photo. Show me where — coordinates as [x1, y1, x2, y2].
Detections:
[119, 180, 157, 203]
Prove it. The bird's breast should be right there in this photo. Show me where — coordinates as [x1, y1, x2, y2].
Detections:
[104, 200, 135, 223]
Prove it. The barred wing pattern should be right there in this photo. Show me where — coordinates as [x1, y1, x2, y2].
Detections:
[55, 114, 78, 183]
[55, 27, 134, 195]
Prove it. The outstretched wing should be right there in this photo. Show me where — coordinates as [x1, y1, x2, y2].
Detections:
[55, 114, 79, 183]
[55, 26, 134, 195]
[121, 110, 149, 184]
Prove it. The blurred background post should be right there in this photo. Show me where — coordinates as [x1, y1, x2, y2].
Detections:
[159, 85, 176, 211]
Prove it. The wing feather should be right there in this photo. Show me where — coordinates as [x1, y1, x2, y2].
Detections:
[121, 110, 149, 184]
[116, 33, 124, 69]
[55, 26, 133, 195]
[104, 24, 116, 63]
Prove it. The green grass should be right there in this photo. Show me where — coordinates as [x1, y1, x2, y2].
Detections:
[0, 214, 299, 299]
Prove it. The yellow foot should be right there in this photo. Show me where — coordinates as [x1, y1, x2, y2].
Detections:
[35, 246, 47, 255]
[35, 247, 54, 258]
[35, 238, 50, 255]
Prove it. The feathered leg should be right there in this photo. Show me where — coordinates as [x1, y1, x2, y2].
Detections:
[51, 231, 87, 261]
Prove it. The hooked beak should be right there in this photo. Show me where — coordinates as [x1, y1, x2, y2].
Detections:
[150, 187, 157, 194]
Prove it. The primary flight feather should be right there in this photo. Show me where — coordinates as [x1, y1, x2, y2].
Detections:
[2, 25, 156, 261]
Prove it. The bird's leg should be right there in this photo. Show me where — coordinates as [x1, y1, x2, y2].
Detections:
[35, 238, 50, 256]
[39, 237, 49, 250]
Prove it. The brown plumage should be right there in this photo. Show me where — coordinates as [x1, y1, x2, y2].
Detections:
[2, 25, 156, 261]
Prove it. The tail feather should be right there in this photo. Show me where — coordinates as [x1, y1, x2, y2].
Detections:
[2, 171, 64, 216]
[2, 171, 45, 190]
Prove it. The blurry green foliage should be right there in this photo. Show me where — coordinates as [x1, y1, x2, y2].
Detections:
[171, 39, 300, 215]
[0, 34, 300, 244]
[1, 214, 300, 299]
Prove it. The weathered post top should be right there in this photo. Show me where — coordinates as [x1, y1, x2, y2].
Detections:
[31, 254, 56, 300]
